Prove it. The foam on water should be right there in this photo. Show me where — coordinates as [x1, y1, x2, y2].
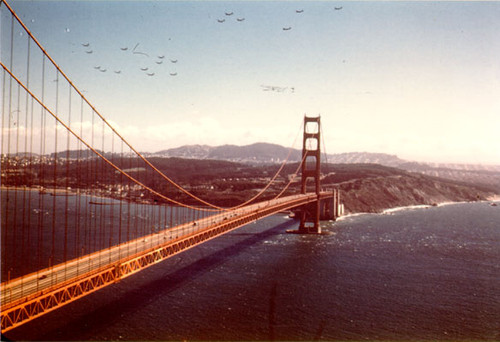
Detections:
[382, 204, 432, 214]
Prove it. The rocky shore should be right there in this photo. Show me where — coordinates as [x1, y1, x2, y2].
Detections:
[332, 172, 496, 214]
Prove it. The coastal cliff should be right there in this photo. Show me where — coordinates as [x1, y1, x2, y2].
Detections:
[322, 165, 497, 214]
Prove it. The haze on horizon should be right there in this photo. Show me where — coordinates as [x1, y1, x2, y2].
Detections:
[3, 1, 500, 165]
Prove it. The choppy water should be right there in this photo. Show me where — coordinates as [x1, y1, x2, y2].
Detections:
[4, 199, 500, 341]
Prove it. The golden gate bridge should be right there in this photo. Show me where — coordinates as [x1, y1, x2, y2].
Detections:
[0, 0, 341, 333]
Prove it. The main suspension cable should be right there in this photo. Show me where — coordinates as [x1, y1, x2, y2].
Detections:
[0, 61, 220, 212]
[320, 118, 330, 175]
[273, 149, 308, 200]
[224, 119, 304, 210]
[2, 0, 308, 212]
[1, 0, 224, 210]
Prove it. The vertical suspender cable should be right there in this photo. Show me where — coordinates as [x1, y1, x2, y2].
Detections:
[50, 70, 58, 274]
[63, 84, 71, 278]
[5, 9, 14, 282]
[23, 33, 32, 282]
[99, 120, 104, 264]
[118, 140, 124, 259]
[91, 110, 95, 255]
[320, 120, 329, 176]
[37, 55, 46, 284]
[109, 133, 115, 261]
[1, 68, 6, 282]
[76, 96, 84, 271]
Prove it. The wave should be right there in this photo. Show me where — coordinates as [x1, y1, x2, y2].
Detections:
[335, 212, 372, 221]
[382, 204, 432, 214]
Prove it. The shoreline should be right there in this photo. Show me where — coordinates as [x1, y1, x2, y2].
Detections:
[337, 198, 498, 221]
[1, 185, 78, 195]
[3, 185, 499, 216]
[0, 186, 124, 204]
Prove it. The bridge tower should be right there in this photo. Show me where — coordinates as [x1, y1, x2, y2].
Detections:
[298, 115, 322, 234]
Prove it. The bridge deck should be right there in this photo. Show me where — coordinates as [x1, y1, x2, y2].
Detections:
[1, 192, 331, 332]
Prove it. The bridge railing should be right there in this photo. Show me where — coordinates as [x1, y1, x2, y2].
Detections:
[1, 192, 329, 333]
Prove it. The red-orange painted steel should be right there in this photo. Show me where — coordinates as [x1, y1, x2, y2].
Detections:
[1, 193, 332, 333]
[298, 116, 322, 234]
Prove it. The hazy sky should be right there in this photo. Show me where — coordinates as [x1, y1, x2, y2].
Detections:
[5, 1, 500, 164]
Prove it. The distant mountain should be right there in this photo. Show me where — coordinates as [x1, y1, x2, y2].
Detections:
[4, 147, 499, 213]
[150, 142, 500, 191]
[151, 143, 406, 165]
[327, 152, 407, 167]
[398, 162, 500, 191]
[10, 143, 499, 191]
[50, 149, 104, 159]
[209, 143, 300, 163]
[153, 143, 301, 163]
[155, 145, 213, 160]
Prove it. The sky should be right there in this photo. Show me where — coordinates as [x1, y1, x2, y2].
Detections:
[3, 0, 500, 165]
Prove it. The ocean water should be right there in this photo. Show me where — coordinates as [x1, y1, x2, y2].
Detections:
[3, 199, 500, 341]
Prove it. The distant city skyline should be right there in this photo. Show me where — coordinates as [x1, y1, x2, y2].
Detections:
[4, 1, 500, 165]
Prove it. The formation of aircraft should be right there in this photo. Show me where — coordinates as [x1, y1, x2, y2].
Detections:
[217, 10, 244, 23]
[78, 41, 178, 78]
[260, 85, 294, 93]
[73, 4, 346, 81]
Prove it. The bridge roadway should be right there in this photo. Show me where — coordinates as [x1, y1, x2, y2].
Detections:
[1, 192, 332, 332]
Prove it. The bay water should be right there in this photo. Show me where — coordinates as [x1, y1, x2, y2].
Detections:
[3, 196, 500, 341]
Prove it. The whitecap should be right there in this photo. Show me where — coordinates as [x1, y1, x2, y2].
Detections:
[382, 204, 431, 214]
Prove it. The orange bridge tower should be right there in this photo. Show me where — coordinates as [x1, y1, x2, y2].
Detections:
[298, 115, 322, 234]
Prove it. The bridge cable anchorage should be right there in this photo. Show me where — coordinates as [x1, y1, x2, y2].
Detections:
[1, 0, 306, 212]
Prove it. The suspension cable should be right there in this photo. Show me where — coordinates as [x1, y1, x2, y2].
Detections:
[225, 119, 304, 209]
[273, 149, 308, 200]
[2, 0, 308, 212]
[0, 0, 225, 209]
[0, 61, 220, 212]
[320, 118, 329, 175]
[4, 49, 305, 213]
